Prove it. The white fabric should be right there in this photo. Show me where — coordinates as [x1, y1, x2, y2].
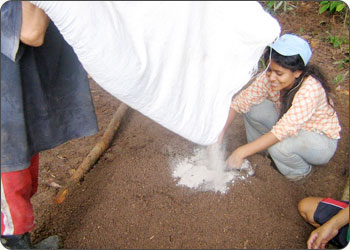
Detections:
[31, 1, 280, 145]
[1, 180, 14, 235]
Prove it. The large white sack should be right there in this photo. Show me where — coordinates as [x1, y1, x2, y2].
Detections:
[31, 1, 280, 145]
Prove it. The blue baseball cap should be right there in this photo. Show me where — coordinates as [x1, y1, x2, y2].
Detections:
[269, 34, 312, 66]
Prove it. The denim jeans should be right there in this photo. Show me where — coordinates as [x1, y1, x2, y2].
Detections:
[243, 100, 338, 179]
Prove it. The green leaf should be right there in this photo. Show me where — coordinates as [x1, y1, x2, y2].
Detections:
[336, 3, 345, 12]
[267, 1, 274, 8]
[333, 61, 343, 70]
[319, 3, 330, 13]
[334, 74, 344, 84]
[275, 1, 283, 11]
[329, 1, 338, 12]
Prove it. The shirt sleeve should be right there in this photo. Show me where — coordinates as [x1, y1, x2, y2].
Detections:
[271, 80, 320, 140]
[1, 1, 24, 62]
[231, 73, 270, 113]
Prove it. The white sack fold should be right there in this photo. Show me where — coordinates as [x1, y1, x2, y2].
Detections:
[31, 1, 280, 145]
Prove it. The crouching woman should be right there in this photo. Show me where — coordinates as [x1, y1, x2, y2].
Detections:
[219, 34, 341, 181]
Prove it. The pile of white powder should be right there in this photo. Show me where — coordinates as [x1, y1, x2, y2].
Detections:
[171, 144, 254, 194]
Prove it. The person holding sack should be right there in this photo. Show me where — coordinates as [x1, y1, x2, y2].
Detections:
[1, 2, 98, 248]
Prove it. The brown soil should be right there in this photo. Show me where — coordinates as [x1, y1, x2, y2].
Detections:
[31, 2, 349, 249]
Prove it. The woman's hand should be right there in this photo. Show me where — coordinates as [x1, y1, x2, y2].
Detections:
[227, 132, 279, 169]
[226, 147, 246, 169]
[226, 132, 279, 170]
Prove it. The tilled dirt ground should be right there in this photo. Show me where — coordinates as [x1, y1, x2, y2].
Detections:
[31, 2, 349, 249]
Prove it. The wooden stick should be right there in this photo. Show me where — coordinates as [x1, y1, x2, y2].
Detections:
[54, 103, 129, 204]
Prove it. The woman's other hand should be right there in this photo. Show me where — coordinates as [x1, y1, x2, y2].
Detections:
[226, 147, 245, 170]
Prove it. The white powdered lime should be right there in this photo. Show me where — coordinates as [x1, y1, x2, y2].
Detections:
[171, 145, 254, 194]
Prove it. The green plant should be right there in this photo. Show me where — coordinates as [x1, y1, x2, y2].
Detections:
[319, 1, 349, 27]
[333, 73, 344, 84]
[326, 31, 347, 48]
[264, 1, 296, 14]
[333, 56, 349, 70]
[319, 1, 347, 14]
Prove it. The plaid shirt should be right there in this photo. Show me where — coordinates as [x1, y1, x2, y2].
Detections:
[231, 72, 341, 141]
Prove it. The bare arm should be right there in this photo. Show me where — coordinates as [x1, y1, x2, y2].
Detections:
[226, 131, 279, 168]
[307, 206, 349, 249]
[20, 2, 49, 46]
